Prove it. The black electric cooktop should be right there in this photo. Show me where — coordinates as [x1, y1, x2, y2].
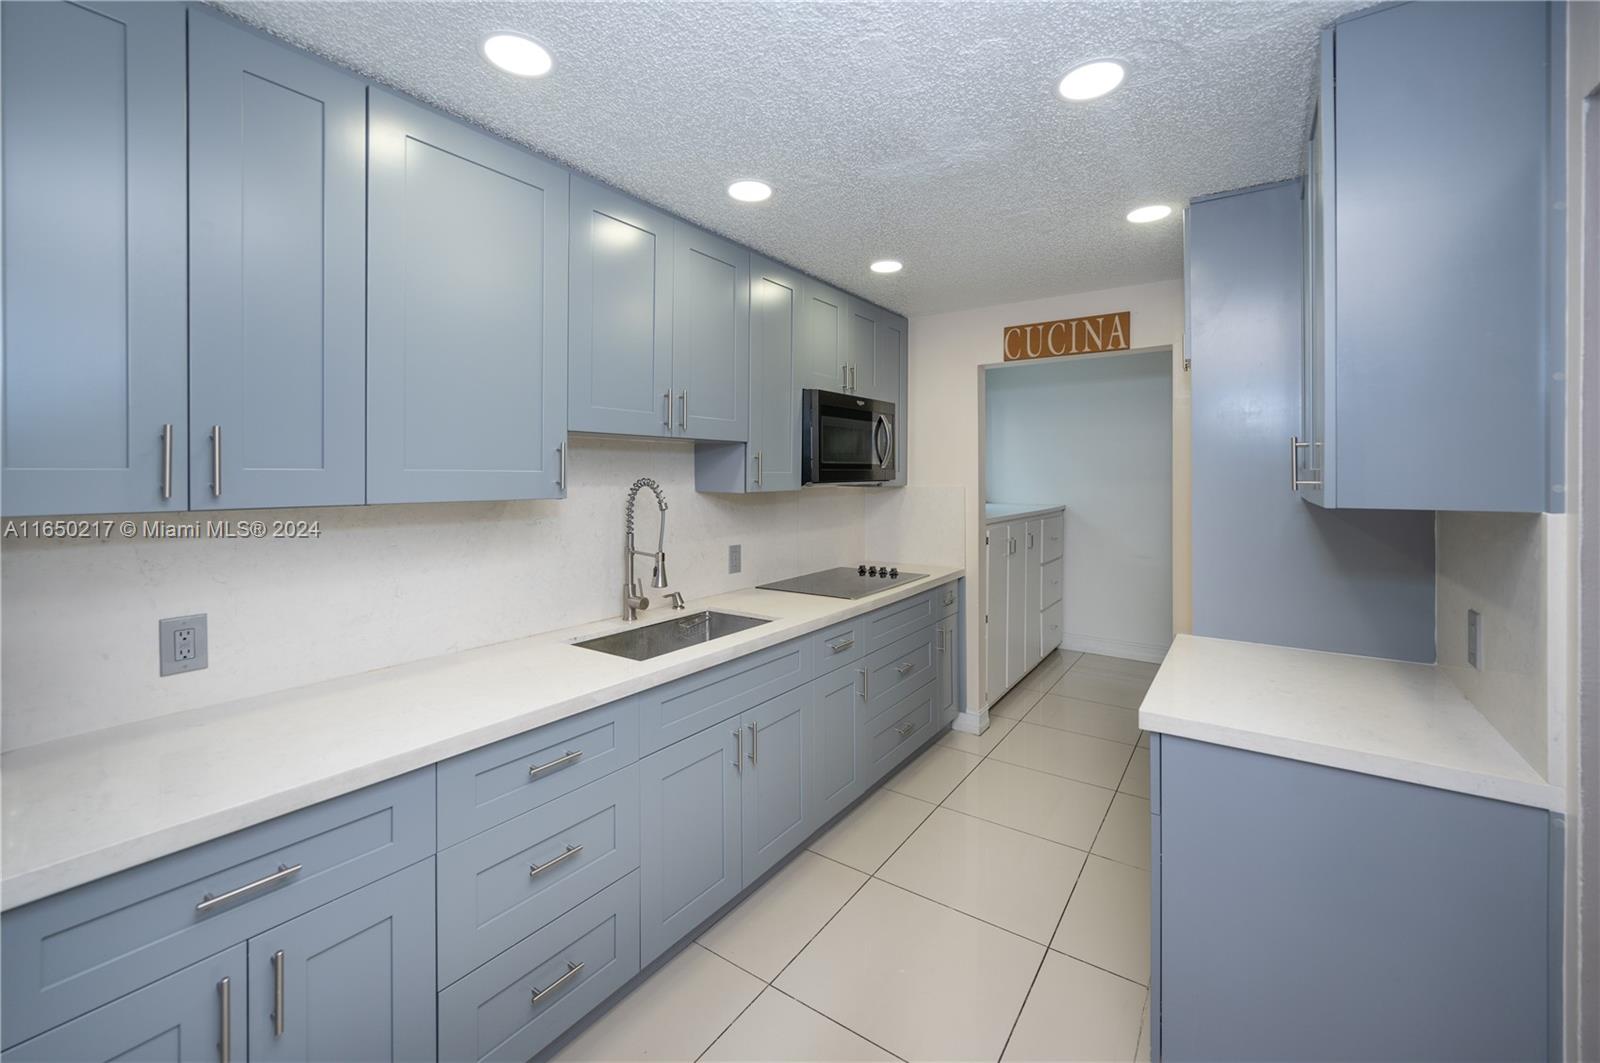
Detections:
[757, 565, 929, 600]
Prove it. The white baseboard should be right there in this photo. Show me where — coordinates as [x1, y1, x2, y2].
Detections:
[952, 709, 989, 735]
[1062, 632, 1170, 665]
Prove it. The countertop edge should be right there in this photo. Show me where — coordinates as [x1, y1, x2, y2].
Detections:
[983, 503, 1066, 523]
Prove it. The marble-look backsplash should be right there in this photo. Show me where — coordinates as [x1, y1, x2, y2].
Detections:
[1, 436, 867, 751]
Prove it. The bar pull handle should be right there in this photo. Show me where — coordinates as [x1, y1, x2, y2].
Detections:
[857, 668, 868, 701]
[748, 722, 757, 764]
[753, 451, 761, 486]
[850, 366, 857, 392]
[528, 749, 582, 779]
[1290, 436, 1321, 490]
[218, 976, 231, 1063]
[556, 444, 565, 491]
[895, 722, 916, 738]
[896, 661, 915, 676]
[530, 961, 584, 1005]
[663, 391, 672, 427]
[271, 950, 285, 1037]
[210, 425, 222, 498]
[827, 636, 855, 654]
[733, 728, 742, 772]
[678, 390, 688, 430]
[161, 424, 174, 501]
[842, 365, 848, 391]
[529, 844, 584, 878]
[196, 863, 302, 912]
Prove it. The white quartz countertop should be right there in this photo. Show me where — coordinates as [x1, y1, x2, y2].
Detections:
[1138, 634, 1561, 811]
[1, 565, 962, 910]
[984, 502, 1065, 523]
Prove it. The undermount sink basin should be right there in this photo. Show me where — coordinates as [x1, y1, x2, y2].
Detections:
[573, 610, 771, 661]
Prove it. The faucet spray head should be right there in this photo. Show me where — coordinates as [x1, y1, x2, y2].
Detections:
[652, 554, 668, 588]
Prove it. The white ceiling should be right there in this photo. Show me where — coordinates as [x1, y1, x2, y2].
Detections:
[220, 0, 1371, 317]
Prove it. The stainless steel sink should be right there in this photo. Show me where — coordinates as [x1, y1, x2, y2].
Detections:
[573, 610, 771, 661]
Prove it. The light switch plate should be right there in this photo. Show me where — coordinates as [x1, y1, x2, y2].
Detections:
[160, 613, 208, 676]
[728, 544, 742, 574]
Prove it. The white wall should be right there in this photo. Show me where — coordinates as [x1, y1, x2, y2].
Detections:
[985, 350, 1174, 660]
[0, 436, 866, 750]
[900, 278, 1185, 714]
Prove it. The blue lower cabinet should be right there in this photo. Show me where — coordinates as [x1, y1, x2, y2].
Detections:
[246, 860, 437, 1063]
[438, 872, 641, 1063]
[861, 683, 936, 785]
[1, 945, 246, 1063]
[807, 664, 865, 827]
[739, 686, 813, 886]
[638, 725, 742, 966]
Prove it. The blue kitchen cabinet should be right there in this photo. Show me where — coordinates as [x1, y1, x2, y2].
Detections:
[570, 176, 676, 438]
[1301, 1, 1556, 512]
[674, 225, 749, 442]
[739, 686, 813, 885]
[188, 10, 367, 510]
[876, 311, 909, 484]
[798, 278, 850, 392]
[246, 860, 436, 1063]
[843, 299, 877, 398]
[367, 88, 568, 504]
[638, 724, 742, 965]
[0, 946, 246, 1063]
[806, 662, 865, 826]
[1, 0, 188, 517]
[934, 614, 958, 725]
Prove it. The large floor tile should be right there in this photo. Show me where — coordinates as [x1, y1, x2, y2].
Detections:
[990, 721, 1134, 790]
[1001, 952, 1146, 1062]
[878, 807, 1087, 944]
[699, 851, 867, 980]
[1050, 669, 1150, 710]
[1051, 855, 1150, 984]
[776, 879, 1044, 1063]
[807, 787, 935, 874]
[1017, 650, 1082, 692]
[1024, 693, 1141, 745]
[1119, 748, 1151, 799]
[938, 713, 1017, 757]
[701, 987, 897, 1063]
[943, 759, 1114, 850]
[554, 944, 762, 1063]
[1071, 653, 1161, 682]
[884, 743, 982, 804]
[989, 685, 1045, 720]
[1137, 730, 1150, 749]
[1135, 995, 1151, 1062]
[1092, 793, 1152, 869]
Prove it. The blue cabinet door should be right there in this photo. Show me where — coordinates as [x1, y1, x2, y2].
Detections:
[935, 616, 957, 724]
[798, 278, 848, 392]
[569, 176, 674, 437]
[247, 860, 436, 1063]
[1, 0, 188, 517]
[843, 299, 877, 397]
[188, 11, 366, 510]
[638, 725, 741, 965]
[367, 89, 568, 504]
[870, 311, 904, 407]
[806, 664, 864, 827]
[1, 946, 246, 1063]
[674, 225, 749, 442]
[740, 686, 812, 885]
[749, 256, 803, 491]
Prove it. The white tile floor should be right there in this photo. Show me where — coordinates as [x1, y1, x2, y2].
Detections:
[555, 649, 1157, 1063]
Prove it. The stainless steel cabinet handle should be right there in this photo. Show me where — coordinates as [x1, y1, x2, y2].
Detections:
[678, 390, 687, 430]
[896, 661, 914, 676]
[895, 722, 915, 737]
[850, 366, 857, 392]
[556, 444, 565, 491]
[209, 425, 222, 498]
[753, 451, 762, 486]
[827, 636, 854, 654]
[748, 722, 757, 764]
[161, 424, 173, 501]
[841, 365, 848, 390]
[196, 863, 302, 912]
[663, 391, 672, 427]
[530, 961, 585, 1005]
[733, 728, 742, 772]
[858, 668, 868, 701]
[938, 628, 946, 654]
[218, 976, 231, 1063]
[528, 749, 582, 778]
[271, 950, 285, 1037]
[1289, 436, 1321, 490]
[944, 591, 956, 607]
[1027, 532, 1035, 550]
[529, 844, 584, 878]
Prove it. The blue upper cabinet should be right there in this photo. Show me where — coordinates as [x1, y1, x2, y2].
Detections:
[1303, 1, 1555, 512]
[748, 258, 804, 491]
[570, 177, 676, 438]
[367, 89, 569, 504]
[844, 299, 877, 398]
[188, 11, 367, 510]
[674, 225, 750, 442]
[1, 1, 188, 517]
[798, 278, 850, 392]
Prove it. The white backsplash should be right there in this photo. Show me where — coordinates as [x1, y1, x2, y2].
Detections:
[1, 436, 866, 751]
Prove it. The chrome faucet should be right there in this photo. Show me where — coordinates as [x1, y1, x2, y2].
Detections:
[624, 478, 670, 621]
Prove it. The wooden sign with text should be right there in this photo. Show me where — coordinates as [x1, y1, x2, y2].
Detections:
[1002, 311, 1131, 361]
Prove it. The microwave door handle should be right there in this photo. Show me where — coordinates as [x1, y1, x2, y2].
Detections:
[873, 414, 892, 468]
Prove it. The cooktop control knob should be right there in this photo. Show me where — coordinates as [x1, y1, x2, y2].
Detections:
[879, 566, 890, 578]
[889, 567, 899, 578]
[858, 564, 868, 575]
[867, 565, 877, 577]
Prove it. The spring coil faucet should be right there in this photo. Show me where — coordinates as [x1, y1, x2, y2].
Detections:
[623, 478, 669, 620]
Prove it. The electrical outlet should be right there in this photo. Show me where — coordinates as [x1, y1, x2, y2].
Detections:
[728, 544, 742, 574]
[160, 613, 208, 676]
[1467, 608, 1482, 670]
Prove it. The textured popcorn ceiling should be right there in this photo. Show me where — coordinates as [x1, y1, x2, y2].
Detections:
[219, 0, 1370, 315]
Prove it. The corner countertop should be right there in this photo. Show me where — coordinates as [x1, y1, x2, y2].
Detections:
[1138, 634, 1561, 812]
[1, 565, 963, 910]
[984, 502, 1066, 523]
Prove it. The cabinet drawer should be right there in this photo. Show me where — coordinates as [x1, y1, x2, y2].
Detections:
[810, 618, 863, 672]
[1041, 609, 1063, 656]
[1041, 558, 1064, 608]
[1, 769, 434, 1048]
[862, 683, 936, 781]
[438, 871, 641, 1063]
[861, 626, 938, 728]
[1042, 514, 1065, 563]
[862, 591, 937, 653]
[637, 637, 809, 755]
[437, 766, 641, 987]
[935, 582, 959, 618]
[438, 701, 638, 847]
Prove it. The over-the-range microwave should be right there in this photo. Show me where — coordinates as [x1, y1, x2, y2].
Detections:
[802, 388, 896, 485]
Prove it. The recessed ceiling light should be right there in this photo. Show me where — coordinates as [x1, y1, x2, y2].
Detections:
[481, 33, 552, 77]
[870, 260, 903, 274]
[1058, 59, 1125, 101]
[727, 180, 772, 203]
[1126, 204, 1173, 224]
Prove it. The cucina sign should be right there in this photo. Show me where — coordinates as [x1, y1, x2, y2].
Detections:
[1002, 311, 1131, 361]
